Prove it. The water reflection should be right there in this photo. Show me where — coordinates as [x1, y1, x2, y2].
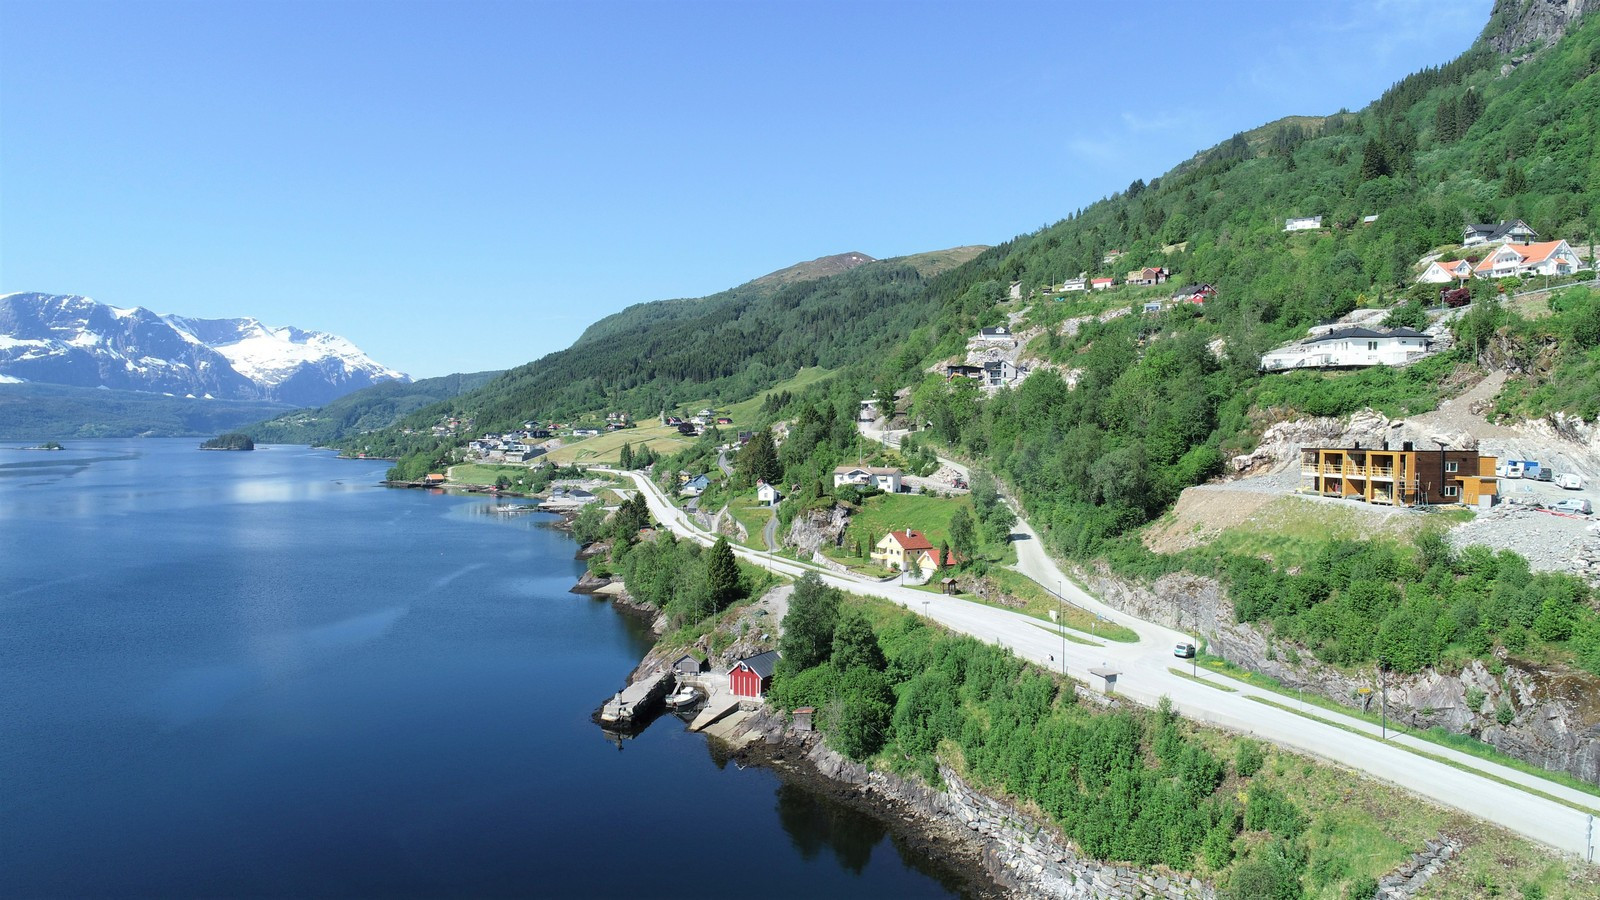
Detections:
[775, 782, 884, 874]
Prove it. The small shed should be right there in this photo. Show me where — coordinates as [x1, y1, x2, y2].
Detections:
[673, 654, 705, 675]
[423, 473, 447, 485]
[730, 650, 780, 698]
[941, 577, 958, 595]
[1087, 666, 1120, 695]
[792, 707, 816, 732]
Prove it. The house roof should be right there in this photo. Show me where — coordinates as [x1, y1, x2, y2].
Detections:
[735, 650, 780, 679]
[1091, 277, 1114, 284]
[834, 465, 902, 476]
[1302, 326, 1429, 345]
[1472, 239, 1566, 273]
[886, 529, 935, 552]
[1386, 327, 1430, 338]
[1465, 220, 1536, 241]
[978, 326, 1011, 337]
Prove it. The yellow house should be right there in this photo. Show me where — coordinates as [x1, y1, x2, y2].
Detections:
[871, 530, 935, 571]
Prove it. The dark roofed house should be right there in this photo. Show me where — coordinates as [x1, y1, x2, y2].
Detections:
[1463, 219, 1538, 247]
[730, 650, 780, 698]
[975, 326, 1014, 343]
[946, 363, 983, 380]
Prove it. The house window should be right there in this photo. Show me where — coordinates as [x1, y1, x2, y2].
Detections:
[1367, 341, 1378, 351]
[1443, 485, 1460, 497]
[1445, 461, 1459, 473]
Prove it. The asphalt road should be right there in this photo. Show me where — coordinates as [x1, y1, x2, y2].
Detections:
[611, 451, 1600, 858]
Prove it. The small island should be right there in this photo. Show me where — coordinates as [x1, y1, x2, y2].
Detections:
[22, 441, 65, 451]
[200, 433, 256, 451]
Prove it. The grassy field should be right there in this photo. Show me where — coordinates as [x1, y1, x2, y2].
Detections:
[724, 496, 777, 550]
[718, 366, 838, 421]
[446, 462, 540, 486]
[985, 567, 1140, 642]
[544, 423, 693, 465]
[848, 492, 973, 549]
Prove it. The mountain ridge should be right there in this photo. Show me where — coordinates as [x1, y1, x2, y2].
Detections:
[0, 292, 407, 407]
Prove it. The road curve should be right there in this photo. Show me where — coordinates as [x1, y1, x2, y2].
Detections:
[609, 461, 1600, 858]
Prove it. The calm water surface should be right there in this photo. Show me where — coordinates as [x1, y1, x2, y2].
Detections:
[0, 441, 966, 898]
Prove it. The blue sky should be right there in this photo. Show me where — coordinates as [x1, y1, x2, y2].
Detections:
[2, 0, 1491, 379]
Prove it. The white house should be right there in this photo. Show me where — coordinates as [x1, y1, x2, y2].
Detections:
[1472, 240, 1581, 279]
[1284, 216, 1323, 232]
[1008, 280, 1023, 300]
[982, 359, 1025, 386]
[1418, 258, 1473, 283]
[833, 465, 903, 493]
[1463, 219, 1538, 247]
[756, 481, 782, 505]
[974, 326, 1015, 344]
[1260, 326, 1433, 371]
[1060, 277, 1087, 293]
[1090, 277, 1114, 291]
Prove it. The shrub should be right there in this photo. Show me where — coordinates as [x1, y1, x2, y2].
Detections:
[1496, 700, 1515, 726]
[1235, 739, 1265, 778]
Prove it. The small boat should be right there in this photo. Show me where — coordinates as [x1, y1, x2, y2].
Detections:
[665, 684, 703, 709]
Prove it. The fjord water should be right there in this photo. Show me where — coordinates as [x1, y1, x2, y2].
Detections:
[1, 441, 964, 898]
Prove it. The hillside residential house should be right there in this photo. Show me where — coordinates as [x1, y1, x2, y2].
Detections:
[946, 363, 983, 380]
[1060, 277, 1087, 293]
[756, 480, 782, 505]
[1102, 249, 1126, 265]
[872, 529, 935, 572]
[1285, 216, 1323, 232]
[1301, 444, 1498, 507]
[1171, 283, 1217, 304]
[983, 359, 1025, 386]
[1126, 266, 1169, 285]
[914, 547, 962, 578]
[1142, 301, 1165, 314]
[833, 465, 903, 493]
[1091, 277, 1115, 290]
[729, 650, 779, 698]
[680, 474, 711, 496]
[975, 326, 1016, 344]
[1362, 214, 1380, 225]
[1260, 326, 1432, 371]
[1462, 219, 1538, 247]
[1008, 280, 1023, 300]
[1418, 258, 1473, 283]
[1472, 240, 1582, 279]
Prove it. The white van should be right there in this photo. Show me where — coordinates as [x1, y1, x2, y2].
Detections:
[1497, 460, 1525, 479]
[1556, 473, 1584, 490]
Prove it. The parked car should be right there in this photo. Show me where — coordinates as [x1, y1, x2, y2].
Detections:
[1174, 642, 1197, 659]
[1535, 467, 1554, 482]
[1552, 498, 1593, 515]
[1557, 473, 1585, 490]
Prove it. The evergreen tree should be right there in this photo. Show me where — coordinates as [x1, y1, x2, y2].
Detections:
[618, 441, 634, 470]
[1434, 95, 1458, 142]
[707, 536, 741, 612]
[778, 573, 841, 675]
[737, 427, 782, 486]
[1358, 138, 1389, 181]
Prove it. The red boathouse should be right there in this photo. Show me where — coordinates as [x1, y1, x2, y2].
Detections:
[729, 650, 780, 698]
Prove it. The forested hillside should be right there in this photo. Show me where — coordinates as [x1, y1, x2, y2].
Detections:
[885, 5, 1600, 554]
[247, 370, 501, 445]
[339, 247, 983, 458]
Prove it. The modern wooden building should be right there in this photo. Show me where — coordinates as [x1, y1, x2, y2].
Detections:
[1300, 443, 1497, 507]
[729, 650, 780, 698]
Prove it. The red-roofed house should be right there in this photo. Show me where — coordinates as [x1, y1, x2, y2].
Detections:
[1090, 277, 1115, 291]
[1473, 240, 1581, 279]
[1418, 258, 1473, 283]
[915, 547, 964, 578]
[872, 529, 935, 571]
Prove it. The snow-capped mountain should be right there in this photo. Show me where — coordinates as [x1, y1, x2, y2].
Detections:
[0, 292, 409, 406]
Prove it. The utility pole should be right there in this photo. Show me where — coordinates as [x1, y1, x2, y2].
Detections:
[1381, 664, 1388, 740]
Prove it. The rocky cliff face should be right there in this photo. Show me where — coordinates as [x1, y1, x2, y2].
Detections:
[1083, 567, 1600, 785]
[1485, 0, 1600, 53]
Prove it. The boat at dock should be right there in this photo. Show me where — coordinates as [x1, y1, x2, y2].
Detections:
[664, 683, 703, 710]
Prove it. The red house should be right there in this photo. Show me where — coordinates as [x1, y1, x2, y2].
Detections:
[729, 650, 780, 698]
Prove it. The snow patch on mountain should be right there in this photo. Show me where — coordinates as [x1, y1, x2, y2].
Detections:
[0, 292, 409, 406]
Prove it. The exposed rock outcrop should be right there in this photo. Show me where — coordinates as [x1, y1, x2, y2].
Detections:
[1082, 566, 1600, 785]
[786, 504, 850, 556]
[1485, 0, 1600, 54]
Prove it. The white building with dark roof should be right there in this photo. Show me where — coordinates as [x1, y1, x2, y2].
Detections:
[1260, 326, 1433, 371]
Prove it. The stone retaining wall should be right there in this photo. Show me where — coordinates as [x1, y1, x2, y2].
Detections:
[1376, 835, 1460, 899]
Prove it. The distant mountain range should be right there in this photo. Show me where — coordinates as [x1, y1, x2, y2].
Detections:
[0, 292, 408, 407]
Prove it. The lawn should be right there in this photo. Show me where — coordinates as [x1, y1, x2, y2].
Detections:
[544, 423, 693, 465]
[725, 496, 777, 550]
[719, 366, 838, 421]
[846, 492, 974, 552]
[447, 462, 540, 487]
[984, 567, 1139, 642]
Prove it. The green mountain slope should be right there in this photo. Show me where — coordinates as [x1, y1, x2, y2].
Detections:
[247, 370, 502, 446]
[342, 246, 985, 458]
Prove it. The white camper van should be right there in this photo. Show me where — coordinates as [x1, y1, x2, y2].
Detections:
[1556, 473, 1584, 490]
